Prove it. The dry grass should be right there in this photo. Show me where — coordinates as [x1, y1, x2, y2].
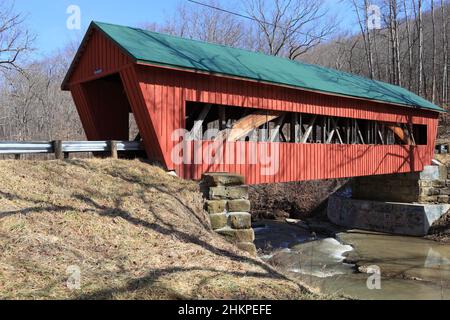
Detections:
[0, 159, 312, 300]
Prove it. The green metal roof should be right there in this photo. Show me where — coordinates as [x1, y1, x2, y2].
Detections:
[92, 21, 443, 112]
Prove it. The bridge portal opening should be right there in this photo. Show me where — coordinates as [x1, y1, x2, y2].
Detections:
[81, 73, 141, 142]
[185, 102, 427, 146]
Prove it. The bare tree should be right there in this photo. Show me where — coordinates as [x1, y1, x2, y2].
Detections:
[393, 0, 402, 86]
[0, 0, 33, 73]
[244, 0, 337, 59]
[0, 47, 84, 141]
[442, 0, 448, 106]
[144, 1, 248, 48]
[431, 0, 437, 103]
[350, 0, 375, 78]
[403, 0, 413, 90]
[365, 0, 377, 79]
[415, 0, 424, 96]
[144, 0, 337, 60]
[374, 0, 402, 85]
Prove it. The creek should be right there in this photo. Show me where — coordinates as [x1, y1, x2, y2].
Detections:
[255, 220, 450, 300]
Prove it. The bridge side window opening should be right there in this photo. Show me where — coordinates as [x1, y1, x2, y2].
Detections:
[185, 102, 428, 146]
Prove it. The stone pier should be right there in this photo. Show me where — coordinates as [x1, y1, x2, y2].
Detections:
[351, 165, 450, 204]
[201, 173, 257, 256]
[328, 165, 450, 236]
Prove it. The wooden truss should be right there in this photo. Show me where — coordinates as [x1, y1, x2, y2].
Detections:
[186, 104, 420, 146]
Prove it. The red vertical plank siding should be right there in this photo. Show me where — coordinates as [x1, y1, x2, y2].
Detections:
[68, 29, 132, 86]
[66, 28, 135, 140]
[131, 65, 438, 184]
[120, 66, 167, 164]
[67, 32, 440, 185]
[69, 84, 99, 140]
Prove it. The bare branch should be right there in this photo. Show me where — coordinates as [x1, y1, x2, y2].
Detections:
[0, 0, 34, 74]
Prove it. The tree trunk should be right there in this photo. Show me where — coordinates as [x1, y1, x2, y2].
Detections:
[389, 0, 397, 84]
[364, 0, 375, 79]
[431, 0, 437, 103]
[403, 0, 413, 90]
[388, 0, 402, 85]
[352, 0, 374, 78]
[393, 1, 402, 86]
[418, 0, 424, 96]
[442, 0, 448, 106]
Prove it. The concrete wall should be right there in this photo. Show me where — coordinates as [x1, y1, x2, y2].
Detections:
[328, 196, 450, 236]
[328, 165, 450, 236]
[201, 173, 257, 256]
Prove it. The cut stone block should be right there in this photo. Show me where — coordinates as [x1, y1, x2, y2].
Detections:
[439, 166, 448, 180]
[209, 213, 228, 230]
[205, 200, 227, 214]
[216, 227, 255, 243]
[209, 186, 249, 200]
[420, 187, 440, 196]
[227, 199, 251, 213]
[229, 212, 252, 229]
[419, 180, 433, 187]
[202, 173, 245, 187]
[432, 180, 446, 188]
[236, 242, 257, 256]
[418, 195, 438, 203]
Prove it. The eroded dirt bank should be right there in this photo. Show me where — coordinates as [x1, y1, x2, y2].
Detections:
[249, 179, 348, 220]
[427, 210, 450, 243]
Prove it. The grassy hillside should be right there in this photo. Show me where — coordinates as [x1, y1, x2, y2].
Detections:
[0, 159, 311, 300]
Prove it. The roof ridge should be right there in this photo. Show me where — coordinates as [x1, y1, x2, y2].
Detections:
[93, 21, 302, 63]
[69, 21, 443, 112]
[92, 21, 422, 99]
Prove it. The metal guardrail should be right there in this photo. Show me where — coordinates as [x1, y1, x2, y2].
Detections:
[0, 141, 143, 156]
[0, 142, 53, 154]
[61, 141, 142, 153]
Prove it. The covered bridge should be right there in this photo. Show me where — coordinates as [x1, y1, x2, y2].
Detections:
[62, 21, 444, 185]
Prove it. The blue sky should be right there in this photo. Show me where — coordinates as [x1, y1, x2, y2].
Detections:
[15, 0, 353, 59]
[15, 0, 180, 57]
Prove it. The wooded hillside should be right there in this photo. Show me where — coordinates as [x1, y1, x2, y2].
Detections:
[0, 0, 448, 141]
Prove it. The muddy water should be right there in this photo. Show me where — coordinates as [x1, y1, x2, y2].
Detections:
[255, 221, 450, 300]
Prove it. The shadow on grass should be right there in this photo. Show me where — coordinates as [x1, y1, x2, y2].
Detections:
[76, 265, 304, 300]
[0, 161, 308, 299]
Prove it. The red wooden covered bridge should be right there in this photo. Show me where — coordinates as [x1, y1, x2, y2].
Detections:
[62, 21, 444, 185]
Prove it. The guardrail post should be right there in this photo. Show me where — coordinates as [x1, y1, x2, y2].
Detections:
[110, 141, 118, 159]
[15, 154, 21, 160]
[53, 140, 64, 160]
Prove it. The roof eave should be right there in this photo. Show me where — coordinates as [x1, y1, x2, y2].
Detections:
[61, 22, 98, 91]
[134, 60, 445, 114]
[62, 21, 444, 114]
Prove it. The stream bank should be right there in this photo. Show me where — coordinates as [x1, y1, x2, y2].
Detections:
[427, 210, 450, 243]
[255, 220, 450, 300]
